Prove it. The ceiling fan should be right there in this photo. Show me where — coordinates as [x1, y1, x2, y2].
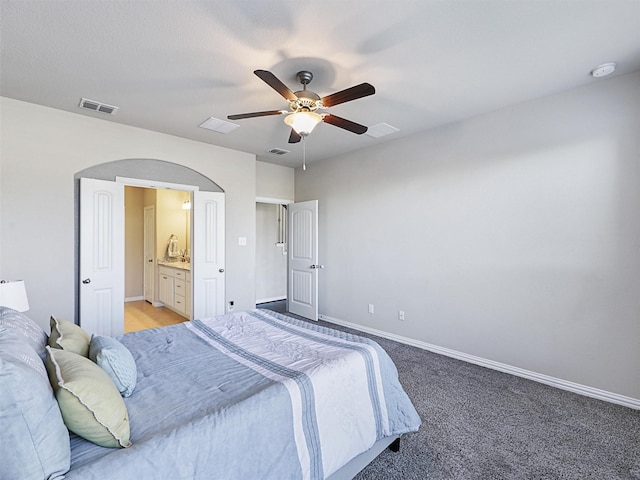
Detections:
[227, 70, 375, 144]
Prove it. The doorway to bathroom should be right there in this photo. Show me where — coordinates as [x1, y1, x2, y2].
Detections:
[124, 185, 192, 332]
[77, 161, 226, 338]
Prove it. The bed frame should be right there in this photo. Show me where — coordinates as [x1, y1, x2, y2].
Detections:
[327, 435, 400, 479]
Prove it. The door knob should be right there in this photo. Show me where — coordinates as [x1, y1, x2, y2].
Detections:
[219, 268, 225, 273]
[310, 264, 324, 269]
[82, 278, 91, 284]
[148, 259, 153, 263]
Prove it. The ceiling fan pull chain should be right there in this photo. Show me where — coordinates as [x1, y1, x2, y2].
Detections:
[302, 135, 307, 171]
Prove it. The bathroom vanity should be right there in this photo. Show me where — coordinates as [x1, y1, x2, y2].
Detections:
[158, 261, 191, 319]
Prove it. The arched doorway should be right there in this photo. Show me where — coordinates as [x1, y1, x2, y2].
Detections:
[74, 159, 225, 336]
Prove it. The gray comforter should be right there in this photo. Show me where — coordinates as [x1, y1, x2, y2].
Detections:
[65, 310, 420, 479]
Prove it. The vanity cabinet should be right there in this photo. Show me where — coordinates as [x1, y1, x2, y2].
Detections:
[158, 265, 191, 319]
[158, 270, 174, 307]
[173, 269, 188, 315]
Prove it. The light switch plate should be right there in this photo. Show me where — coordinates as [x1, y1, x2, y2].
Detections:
[238, 236, 247, 246]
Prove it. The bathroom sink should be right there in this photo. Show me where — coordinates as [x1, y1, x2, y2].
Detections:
[158, 260, 191, 270]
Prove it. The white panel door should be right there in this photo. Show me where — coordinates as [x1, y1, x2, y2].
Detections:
[79, 178, 124, 336]
[143, 205, 155, 303]
[192, 191, 225, 319]
[288, 200, 319, 321]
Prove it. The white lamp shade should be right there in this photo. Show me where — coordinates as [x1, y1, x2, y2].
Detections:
[284, 111, 322, 135]
[0, 280, 30, 312]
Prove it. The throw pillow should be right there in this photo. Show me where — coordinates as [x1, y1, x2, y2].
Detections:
[0, 306, 48, 360]
[0, 339, 70, 480]
[90, 335, 137, 397]
[49, 315, 91, 357]
[45, 346, 131, 448]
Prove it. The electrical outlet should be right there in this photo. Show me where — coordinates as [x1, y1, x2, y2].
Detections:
[398, 310, 405, 321]
[228, 300, 235, 312]
[368, 304, 374, 314]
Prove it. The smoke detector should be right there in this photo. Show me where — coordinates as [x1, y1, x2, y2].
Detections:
[590, 63, 616, 78]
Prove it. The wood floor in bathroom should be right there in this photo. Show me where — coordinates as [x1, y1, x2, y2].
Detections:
[124, 300, 188, 333]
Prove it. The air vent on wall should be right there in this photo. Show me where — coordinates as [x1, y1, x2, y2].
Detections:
[267, 148, 290, 155]
[79, 98, 119, 115]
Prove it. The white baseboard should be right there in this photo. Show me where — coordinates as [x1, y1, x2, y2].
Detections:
[318, 314, 640, 411]
[124, 296, 144, 302]
[256, 296, 286, 304]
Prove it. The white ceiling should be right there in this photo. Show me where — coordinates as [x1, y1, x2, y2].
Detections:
[2, 0, 640, 168]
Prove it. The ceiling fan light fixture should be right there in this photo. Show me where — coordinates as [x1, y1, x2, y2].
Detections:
[228, 69, 375, 143]
[284, 111, 322, 136]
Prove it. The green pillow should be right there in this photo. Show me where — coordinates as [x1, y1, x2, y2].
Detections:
[49, 316, 91, 357]
[45, 346, 131, 448]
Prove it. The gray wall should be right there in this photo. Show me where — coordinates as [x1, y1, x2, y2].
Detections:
[124, 186, 145, 299]
[256, 161, 295, 200]
[0, 97, 257, 329]
[295, 72, 640, 400]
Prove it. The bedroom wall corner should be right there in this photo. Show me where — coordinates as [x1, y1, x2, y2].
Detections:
[254, 161, 294, 305]
[256, 161, 295, 201]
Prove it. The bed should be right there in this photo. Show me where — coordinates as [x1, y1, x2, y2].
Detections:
[1, 307, 421, 480]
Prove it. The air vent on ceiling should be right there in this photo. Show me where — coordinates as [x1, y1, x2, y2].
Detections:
[79, 97, 119, 115]
[267, 148, 290, 156]
[365, 122, 399, 139]
[198, 117, 239, 134]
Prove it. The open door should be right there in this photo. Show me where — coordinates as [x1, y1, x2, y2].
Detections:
[79, 178, 124, 336]
[287, 200, 319, 320]
[143, 205, 155, 303]
[192, 191, 225, 319]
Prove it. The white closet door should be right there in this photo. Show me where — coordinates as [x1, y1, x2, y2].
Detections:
[79, 178, 124, 336]
[288, 200, 319, 321]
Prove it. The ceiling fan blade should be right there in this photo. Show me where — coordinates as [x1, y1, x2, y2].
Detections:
[322, 114, 368, 134]
[227, 110, 284, 120]
[254, 70, 297, 101]
[320, 83, 375, 107]
[288, 129, 302, 144]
